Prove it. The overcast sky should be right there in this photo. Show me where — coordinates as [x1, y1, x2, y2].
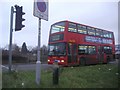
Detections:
[0, 0, 119, 48]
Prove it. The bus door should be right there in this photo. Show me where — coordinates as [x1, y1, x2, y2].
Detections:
[86, 46, 97, 64]
[97, 46, 104, 63]
[68, 43, 77, 64]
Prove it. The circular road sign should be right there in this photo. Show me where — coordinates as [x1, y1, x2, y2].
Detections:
[37, 0, 46, 12]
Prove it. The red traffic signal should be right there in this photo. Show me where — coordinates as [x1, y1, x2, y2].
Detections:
[15, 5, 25, 31]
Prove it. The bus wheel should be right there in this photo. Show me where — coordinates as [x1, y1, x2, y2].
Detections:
[80, 58, 86, 66]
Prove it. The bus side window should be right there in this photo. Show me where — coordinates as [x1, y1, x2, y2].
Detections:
[103, 46, 112, 54]
[88, 46, 96, 54]
[108, 32, 113, 38]
[77, 25, 87, 34]
[87, 27, 95, 36]
[78, 45, 88, 55]
[51, 22, 65, 34]
[109, 32, 113, 38]
[68, 23, 77, 32]
[103, 31, 112, 38]
[95, 29, 102, 37]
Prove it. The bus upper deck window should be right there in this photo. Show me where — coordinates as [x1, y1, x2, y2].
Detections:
[68, 23, 77, 32]
[87, 27, 95, 36]
[109, 32, 113, 38]
[51, 22, 65, 34]
[103, 31, 109, 38]
[78, 25, 87, 34]
[95, 29, 102, 37]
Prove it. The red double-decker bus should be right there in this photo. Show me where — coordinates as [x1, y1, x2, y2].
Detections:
[48, 20, 115, 66]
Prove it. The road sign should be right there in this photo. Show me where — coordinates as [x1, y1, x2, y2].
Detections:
[33, 0, 48, 21]
[33, 0, 49, 85]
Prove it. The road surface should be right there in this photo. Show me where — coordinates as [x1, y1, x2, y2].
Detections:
[1, 60, 118, 72]
[1, 63, 54, 72]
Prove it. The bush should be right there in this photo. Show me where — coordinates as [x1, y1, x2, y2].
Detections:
[2, 54, 28, 64]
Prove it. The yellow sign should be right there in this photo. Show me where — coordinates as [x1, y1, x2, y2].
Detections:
[69, 40, 75, 43]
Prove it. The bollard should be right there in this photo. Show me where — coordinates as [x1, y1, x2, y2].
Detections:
[53, 60, 59, 85]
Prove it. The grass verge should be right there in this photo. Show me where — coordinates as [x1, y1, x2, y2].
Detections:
[2, 64, 119, 88]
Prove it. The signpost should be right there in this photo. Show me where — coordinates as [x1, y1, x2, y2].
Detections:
[33, 0, 48, 85]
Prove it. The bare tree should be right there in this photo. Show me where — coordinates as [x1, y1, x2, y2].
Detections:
[12, 44, 20, 55]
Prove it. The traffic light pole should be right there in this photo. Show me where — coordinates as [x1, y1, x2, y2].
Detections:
[9, 6, 14, 72]
[36, 18, 41, 85]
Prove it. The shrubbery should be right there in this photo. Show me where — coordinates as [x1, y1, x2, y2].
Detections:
[2, 43, 48, 64]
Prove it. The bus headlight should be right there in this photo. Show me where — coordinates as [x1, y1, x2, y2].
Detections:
[61, 60, 64, 62]
[48, 60, 50, 62]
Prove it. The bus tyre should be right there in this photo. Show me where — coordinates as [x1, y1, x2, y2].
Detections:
[80, 58, 86, 66]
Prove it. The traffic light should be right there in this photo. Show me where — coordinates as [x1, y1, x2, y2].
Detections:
[15, 5, 25, 31]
